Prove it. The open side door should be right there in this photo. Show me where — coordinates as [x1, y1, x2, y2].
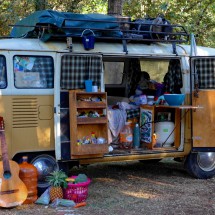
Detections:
[191, 56, 215, 152]
[56, 53, 108, 160]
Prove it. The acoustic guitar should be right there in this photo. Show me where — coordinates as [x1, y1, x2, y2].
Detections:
[0, 116, 28, 208]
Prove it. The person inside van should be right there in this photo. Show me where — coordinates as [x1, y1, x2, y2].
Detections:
[136, 71, 156, 96]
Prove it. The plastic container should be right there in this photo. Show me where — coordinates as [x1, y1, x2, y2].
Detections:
[133, 123, 140, 149]
[19, 156, 38, 204]
[84, 80, 92, 92]
[92, 85, 98, 92]
[119, 122, 133, 149]
[64, 176, 91, 203]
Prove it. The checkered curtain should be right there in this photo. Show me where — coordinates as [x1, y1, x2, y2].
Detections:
[31, 57, 54, 88]
[61, 55, 102, 89]
[163, 59, 182, 94]
[195, 58, 215, 89]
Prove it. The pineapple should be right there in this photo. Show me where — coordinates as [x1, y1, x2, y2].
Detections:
[46, 170, 68, 202]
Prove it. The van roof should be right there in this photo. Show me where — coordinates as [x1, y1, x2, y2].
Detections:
[0, 38, 214, 57]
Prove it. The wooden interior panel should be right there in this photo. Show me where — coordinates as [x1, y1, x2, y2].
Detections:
[192, 90, 215, 148]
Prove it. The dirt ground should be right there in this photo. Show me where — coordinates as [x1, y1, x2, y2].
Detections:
[2, 158, 215, 215]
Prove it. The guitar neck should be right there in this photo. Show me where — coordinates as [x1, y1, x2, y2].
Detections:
[0, 129, 11, 175]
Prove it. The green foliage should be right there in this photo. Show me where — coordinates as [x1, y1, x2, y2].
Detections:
[46, 170, 68, 188]
[78, 0, 107, 13]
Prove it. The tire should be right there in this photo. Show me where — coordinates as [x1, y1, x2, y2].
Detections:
[184, 152, 215, 179]
[31, 154, 59, 192]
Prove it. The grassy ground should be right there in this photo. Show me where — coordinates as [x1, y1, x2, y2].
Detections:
[2, 158, 215, 215]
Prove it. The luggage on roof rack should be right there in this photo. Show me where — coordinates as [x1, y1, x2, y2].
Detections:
[9, 10, 189, 54]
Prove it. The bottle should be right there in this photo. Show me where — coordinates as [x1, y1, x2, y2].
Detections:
[152, 133, 157, 148]
[133, 123, 140, 149]
[19, 156, 38, 204]
[119, 122, 133, 149]
[91, 132, 97, 144]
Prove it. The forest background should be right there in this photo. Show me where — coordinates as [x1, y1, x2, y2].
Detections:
[0, 0, 215, 47]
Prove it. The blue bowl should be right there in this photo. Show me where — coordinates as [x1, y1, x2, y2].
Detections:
[164, 94, 185, 106]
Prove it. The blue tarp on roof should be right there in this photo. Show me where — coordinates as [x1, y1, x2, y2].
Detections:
[10, 10, 122, 41]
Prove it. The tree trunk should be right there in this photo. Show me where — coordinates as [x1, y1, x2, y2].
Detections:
[107, 0, 130, 32]
[108, 0, 123, 16]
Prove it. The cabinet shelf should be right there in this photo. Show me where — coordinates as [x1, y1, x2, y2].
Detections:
[77, 117, 107, 124]
[77, 101, 106, 108]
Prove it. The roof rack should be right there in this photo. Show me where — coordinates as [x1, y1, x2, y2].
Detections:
[10, 14, 189, 54]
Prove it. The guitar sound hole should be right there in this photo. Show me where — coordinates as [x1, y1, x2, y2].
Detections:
[3, 171, 11, 179]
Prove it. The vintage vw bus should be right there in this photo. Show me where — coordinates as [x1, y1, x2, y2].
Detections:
[0, 11, 215, 189]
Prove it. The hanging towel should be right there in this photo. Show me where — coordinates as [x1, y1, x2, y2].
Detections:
[107, 107, 127, 137]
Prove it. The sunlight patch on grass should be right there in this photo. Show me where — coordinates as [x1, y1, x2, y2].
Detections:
[121, 190, 159, 199]
[129, 175, 174, 187]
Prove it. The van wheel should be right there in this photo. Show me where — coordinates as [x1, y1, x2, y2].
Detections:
[184, 152, 215, 179]
[31, 154, 59, 195]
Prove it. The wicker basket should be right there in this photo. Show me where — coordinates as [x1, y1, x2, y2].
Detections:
[64, 176, 91, 203]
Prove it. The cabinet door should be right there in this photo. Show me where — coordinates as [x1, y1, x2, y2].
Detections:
[192, 91, 215, 149]
[191, 57, 215, 150]
[69, 91, 108, 157]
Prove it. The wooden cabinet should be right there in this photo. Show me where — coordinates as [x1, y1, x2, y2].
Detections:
[69, 91, 108, 157]
[140, 105, 181, 149]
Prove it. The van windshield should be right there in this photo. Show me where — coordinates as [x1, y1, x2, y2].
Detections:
[140, 59, 169, 83]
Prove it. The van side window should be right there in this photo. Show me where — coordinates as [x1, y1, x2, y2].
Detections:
[13, 55, 54, 89]
[0, 55, 7, 89]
